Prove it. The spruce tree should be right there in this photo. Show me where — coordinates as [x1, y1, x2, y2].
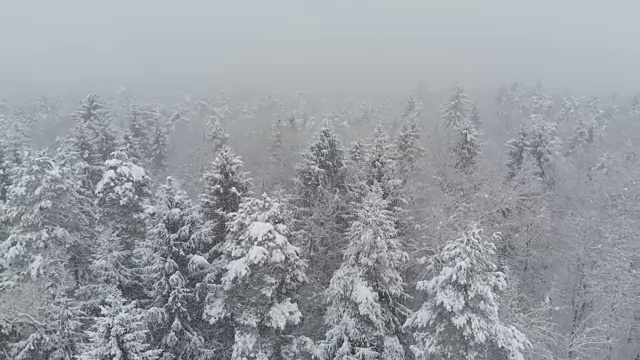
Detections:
[148, 117, 168, 173]
[128, 106, 156, 163]
[556, 96, 581, 125]
[94, 148, 151, 298]
[198, 145, 251, 256]
[140, 177, 211, 359]
[364, 124, 403, 209]
[205, 195, 307, 359]
[320, 184, 409, 360]
[57, 93, 120, 195]
[529, 84, 553, 119]
[76, 93, 120, 164]
[1, 150, 96, 287]
[566, 118, 595, 156]
[395, 116, 424, 180]
[505, 124, 529, 180]
[349, 138, 367, 165]
[295, 123, 347, 204]
[469, 102, 482, 129]
[440, 85, 470, 130]
[452, 120, 481, 175]
[8, 286, 84, 360]
[630, 96, 640, 118]
[79, 287, 160, 360]
[0, 121, 27, 204]
[527, 114, 559, 183]
[127, 110, 149, 165]
[404, 225, 529, 360]
[205, 115, 229, 151]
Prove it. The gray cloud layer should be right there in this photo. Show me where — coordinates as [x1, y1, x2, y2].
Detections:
[1, 0, 638, 97]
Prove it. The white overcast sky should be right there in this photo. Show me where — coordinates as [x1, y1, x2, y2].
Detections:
[1, 0, 639, 97]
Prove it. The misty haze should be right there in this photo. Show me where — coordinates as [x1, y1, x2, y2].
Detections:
[1, 1, 640, 359]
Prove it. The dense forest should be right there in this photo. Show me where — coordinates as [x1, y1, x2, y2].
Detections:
[1, 83, 639, 359]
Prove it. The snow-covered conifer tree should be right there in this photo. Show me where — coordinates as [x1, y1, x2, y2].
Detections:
[440, 85, 482, 174]
[79, 287, 160, 360]
[127, 108, 151, 164]
[349, 138, 367, 165]
[505, 124, 529, 180]
[1, 150, 96, 287]
[556, 96, 581, 125]
[404, 225, 529, 360]
[148, 117, 168, 173]
[205, 194, 307, 359]
[94, 148, 151, 297]
[320, 184, 409, 360]
[8, 285, 84, 360]
[268, 118, 285, 163]
[364, 124, 403, 208]
[630, 96, 640, 118]
[441, 85, 470, 130]
[452, 120, 481, 174]
[395, 116, 424, 180]
[529, 84, 554, 119]
[141, 177, 212, 359]
[469, 102, 482, 129]
[57, 93, 120, 195]
[76, 93, 120, 164]
[198, 145, 251, 255]
[295, 123, 347, 203]
[527, 114, 559, 183]
[566, 118, 595, 156]
[205, 115, 229, 150]
[0, 120, 28, 204]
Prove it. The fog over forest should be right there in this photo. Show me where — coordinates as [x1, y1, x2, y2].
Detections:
[2, 1, 640, 360]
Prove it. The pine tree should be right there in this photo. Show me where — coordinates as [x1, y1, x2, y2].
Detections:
[205, 195, 307, 359]
[94, 149, 151, 298]
[404, 225, 529, 360]
[1, 150, 96, 287]
[295, 123, 347, 204]
[79, 287, 160, 360]
[198, 145, 251, 256]
[320, 184, 409, 360]
[440, 85, 470, 130]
